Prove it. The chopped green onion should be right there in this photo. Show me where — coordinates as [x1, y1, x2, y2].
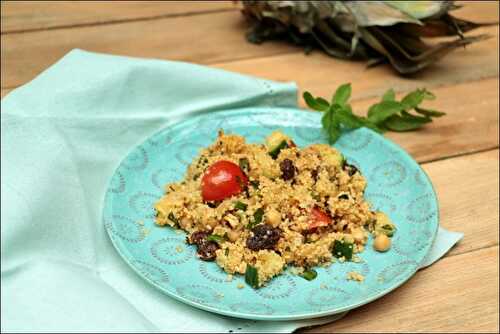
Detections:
[269, 140, 288, 159]
[300, 269, 318, 281]
[224, 248, 230, 256]
[247, 208, 264, 229]
[238, 157, 250, 172]
[206, 234, 226, 244]
[245, 265, 259, 288]
[332, 240, 353, 260]
[234, 201, 248, 211]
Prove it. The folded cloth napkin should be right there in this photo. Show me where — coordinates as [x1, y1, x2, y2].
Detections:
[1, 49, 463, 333]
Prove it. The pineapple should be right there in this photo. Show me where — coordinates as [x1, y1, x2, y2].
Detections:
[240, 1, 496, 75]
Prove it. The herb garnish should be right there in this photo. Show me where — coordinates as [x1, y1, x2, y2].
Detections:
[206, 234, 227, 244]
[234, 201, 248, 211]
[300, 269, 318, 281]
[304, 84, 445, 144]
[332, 239, 354, 260]
[247, 208, 264, 229]
[245, 265, 259, 288]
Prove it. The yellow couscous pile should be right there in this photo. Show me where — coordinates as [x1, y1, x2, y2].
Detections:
[155, 130, 395, 287]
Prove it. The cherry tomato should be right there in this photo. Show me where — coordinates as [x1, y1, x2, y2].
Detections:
[201, 160, 248, 201]
[309, 207, 332, 229]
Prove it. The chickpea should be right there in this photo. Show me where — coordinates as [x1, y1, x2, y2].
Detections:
[373, 234, 391, 252]
[267, 208, 282, 227]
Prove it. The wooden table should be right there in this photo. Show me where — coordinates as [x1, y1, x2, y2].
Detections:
[1, 1, 498, 332]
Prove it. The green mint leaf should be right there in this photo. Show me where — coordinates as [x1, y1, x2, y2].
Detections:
[332, 83, 351, 106]
[337, 106, 364, 129]
[316, 97, 330, 107]
[383, 113, 431, 132]
[360, 118, 385, 133]
[401, 88, 435, 110]
[401, 111, 433, 123]
[321, 108, 340, 144]
[415, 107, 446, 117]
[303, 91, 330, 111]
[206, 234, 227, 244]
[245, 265, 259, 288]
[382, 88, 396, 102]
[367, 100, 404, 124]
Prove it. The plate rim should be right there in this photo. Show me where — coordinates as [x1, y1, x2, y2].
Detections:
[103, 106, 439, 321]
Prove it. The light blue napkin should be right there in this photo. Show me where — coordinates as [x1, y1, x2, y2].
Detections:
[1, 49, 463, 333]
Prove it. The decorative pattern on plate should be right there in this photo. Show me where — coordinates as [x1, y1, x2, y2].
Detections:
[199, 261, 229, 284]
[129, 192, 159, 218]
[306, 286, 350, 307]
[151, 237, 194, 265]
[108, 170, 126, 194]
[255, 274, 296, 299]
[103, 107, 439, 321]
[132, 260, 170, 284]
[105, 215, 145, 243]
[406, 194, 438, 224]
[176, 284, 221, 305]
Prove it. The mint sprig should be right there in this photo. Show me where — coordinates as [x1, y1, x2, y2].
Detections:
[304, 84, 446, 144]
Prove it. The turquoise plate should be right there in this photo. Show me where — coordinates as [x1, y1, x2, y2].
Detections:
[103, 107, 439, 321]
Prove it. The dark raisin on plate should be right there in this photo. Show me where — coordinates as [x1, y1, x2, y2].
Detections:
[187, 231, 209, 245]
[246, 224, 282, 251]
[280, 158, 296, 181]
[197, 241, 219, 261]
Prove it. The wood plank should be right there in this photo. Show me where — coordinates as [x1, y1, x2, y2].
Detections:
[301, 246, 499, 333]
[217, 24, 499, 103]
[423, 149, 499, 257]
[2, 2, 498, 90]
[1, 1, 236, 33]
[0, 10, 300, 88]
[351, 78, 499, 163]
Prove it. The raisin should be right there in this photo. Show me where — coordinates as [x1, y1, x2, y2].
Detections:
[246, 224, 282, 251]
[197, 241, 219, 261]
[280, 158, 296, 181]
[343, 162, 359, 176]
[311, 168, 319, 182]
[187, 231, 209, 245]
[338, 194, 349, 200]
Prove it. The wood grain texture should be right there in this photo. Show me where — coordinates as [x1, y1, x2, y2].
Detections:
[2, 2, 498, 89]
[0, 10, 300, 88]
[301, 246, 499, 333]
[1, 1, 236, 33]
[351, 78, 499, 163]
[422, 149, 499, 257]
[217, 24, 499, 102]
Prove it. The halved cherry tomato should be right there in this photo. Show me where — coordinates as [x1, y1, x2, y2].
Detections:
[201, 160, 248, 201]
[309, 207, 332, 229]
